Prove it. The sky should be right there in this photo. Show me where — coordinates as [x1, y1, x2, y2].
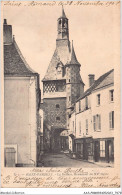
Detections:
[2, 1, 120, 90]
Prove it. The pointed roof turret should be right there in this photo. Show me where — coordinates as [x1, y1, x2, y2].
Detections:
[59, 5, 67, 19]
[62, 5, 67, 18]
[67, 40, 80, 65]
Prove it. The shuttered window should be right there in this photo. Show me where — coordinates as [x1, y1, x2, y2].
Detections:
[79, 121, 81, 134]
[86, 119, 88, 135]
[109, 111, 114, 129]
[93, 115, 101, 131]
[98, 115, 101, 130]
[109, 90, 114, 102]
[93, 116, 96, 131]
[97, 94, 100, 105]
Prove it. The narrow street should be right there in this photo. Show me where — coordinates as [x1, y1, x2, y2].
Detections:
[38, 153, 101, 167]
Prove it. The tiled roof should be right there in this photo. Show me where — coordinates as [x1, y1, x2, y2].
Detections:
[94, 70, 114, 91]
[66, 41, 80, 65]
[42, 42, 70, 81]
[43, 40, 83, 82]
[4, 38, 37, 76]
[77, 69, 114, 101]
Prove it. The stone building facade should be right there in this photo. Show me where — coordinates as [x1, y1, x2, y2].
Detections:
[42, 7, 84, 152]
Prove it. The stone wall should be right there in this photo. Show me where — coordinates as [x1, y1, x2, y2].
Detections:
[43, 97, 67, 152]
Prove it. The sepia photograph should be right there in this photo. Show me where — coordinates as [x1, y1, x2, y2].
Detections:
[1, 0, 121, 189]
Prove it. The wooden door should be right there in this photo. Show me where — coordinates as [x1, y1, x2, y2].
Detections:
[107, 140, 113, 163]
[5, 148, 16, 167]
[83, 140, 88, 160]
[94, 141, 100, 162]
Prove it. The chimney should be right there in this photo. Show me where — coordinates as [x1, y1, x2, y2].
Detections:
[88, 74, 95, 87]
[3, 19, 12, 45]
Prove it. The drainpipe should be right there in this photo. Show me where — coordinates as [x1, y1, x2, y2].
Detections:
[74, 106, 76, 152]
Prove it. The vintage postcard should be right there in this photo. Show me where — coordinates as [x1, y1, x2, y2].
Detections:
[1, 0, 121, 190]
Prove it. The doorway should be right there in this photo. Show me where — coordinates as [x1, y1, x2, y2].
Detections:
[5, 147, 16, 167]
[83, 140, 88, 160]
[107, 140, 113, 163]
[94, 141, 100, 162]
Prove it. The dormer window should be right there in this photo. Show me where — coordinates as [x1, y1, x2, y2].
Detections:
[56, 62, 63, 74]
[57, 66, 62, 73]
[56, 62, 64, 79]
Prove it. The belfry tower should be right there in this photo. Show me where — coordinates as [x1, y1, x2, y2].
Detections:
[42, 7, 84, 152]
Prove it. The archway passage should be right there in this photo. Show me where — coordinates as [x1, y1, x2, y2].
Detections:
[69, 134, 75, 152]
[50, 128, 69, 153]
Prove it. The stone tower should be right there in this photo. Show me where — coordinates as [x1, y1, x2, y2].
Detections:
[42, 7, 84, 152]
[66, 41, 84, 109]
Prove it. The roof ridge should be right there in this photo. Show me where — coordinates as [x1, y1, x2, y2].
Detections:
[76, 69, 114, 101]
[86, 69, 114, 92]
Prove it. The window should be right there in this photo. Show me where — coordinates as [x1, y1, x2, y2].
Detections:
[69, 96, 71, 101]
[72, 121, 74, 133]
[93, 116, 96, 131]
[39, 115, 41, 128]
[56, 104, 60, 108]
[110, 90, 114, 102]
[69, 79, 70, 82]
[97, 115, 101, 130]
[93, 115, 101, 131]
[109, 111, 114, 129]
[43, 80, 66, 93]
[69, 114, 71, 118]
[100, 140, 105, 157]
[79, 101, 81, 112]
[56, 117, 60, 121]
[86, 119, 88, 135]
[85, 97, 88, 109]
[79, 121, 81, 134]
[97, 94, 100, 105]
[56, 63, 62, 74]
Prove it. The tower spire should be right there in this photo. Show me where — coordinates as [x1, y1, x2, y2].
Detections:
[62, 5, 67, 18]
[57, 6, 69, 40]
[68, 40, 80, 65]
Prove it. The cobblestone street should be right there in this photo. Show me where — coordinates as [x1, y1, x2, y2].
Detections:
[38, 153, 103, 168]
